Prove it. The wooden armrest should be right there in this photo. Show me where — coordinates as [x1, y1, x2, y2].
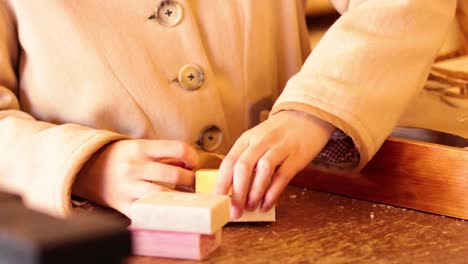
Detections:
[291, 137, 468, 219]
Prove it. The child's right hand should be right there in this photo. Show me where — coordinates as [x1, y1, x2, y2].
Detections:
[72, 139, 199, 216]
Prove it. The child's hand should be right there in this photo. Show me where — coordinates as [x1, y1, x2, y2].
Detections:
[215, 111, 334, 219]
[72, 139, 199, 216]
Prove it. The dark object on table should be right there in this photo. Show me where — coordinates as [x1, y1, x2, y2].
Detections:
[0, 193, 131, 264]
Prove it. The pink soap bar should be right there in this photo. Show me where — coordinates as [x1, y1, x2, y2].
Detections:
[130, 228, 222, 260]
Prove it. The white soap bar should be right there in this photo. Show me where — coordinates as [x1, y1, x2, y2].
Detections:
[196, 169, 277, 222]
[129, 191, 230, 234]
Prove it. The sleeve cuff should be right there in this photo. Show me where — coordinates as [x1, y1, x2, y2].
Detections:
[312, 129, 360, 170]
[19, 125, 128, 218]
[58, 129, 128, 217]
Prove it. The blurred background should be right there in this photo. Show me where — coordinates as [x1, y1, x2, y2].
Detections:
[304, 1, 468, 147]
[305, 0, 339, 48]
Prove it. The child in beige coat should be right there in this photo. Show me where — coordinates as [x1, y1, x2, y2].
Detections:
[0, 0, 462, 219]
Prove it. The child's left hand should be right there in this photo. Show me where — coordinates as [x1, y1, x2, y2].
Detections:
[215, 110, 334, 219]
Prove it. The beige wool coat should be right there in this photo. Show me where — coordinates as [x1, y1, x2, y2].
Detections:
[0, 0, 462, 217]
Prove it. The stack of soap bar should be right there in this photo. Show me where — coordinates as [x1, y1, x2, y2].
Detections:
[129, 191, 230, 260]
[130, 229, 221, 260]
[195, 169, 276, 222]
[0, 191, 131, 264]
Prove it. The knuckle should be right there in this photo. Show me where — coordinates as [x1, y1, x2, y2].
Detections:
[248, 134, 275, 149]
[248, 138, 263, 148]
[231, 195, 246, 207]
[258, 156, 274, 173]
[176, 171, 190, 184]
[230, 140, 245, 152]
[240, 129, 253, 139]
[174, 141, 193, 159]
[169, 168, 192, 184]
[185, 172, 195, 185]
[166, 168, 182, 183]
[276, 172, 292, 186]
[128, 140, 145, 155]
[234, 159, 253, 173]
[222, 155, 237, 166]
[248, 189, 264, 201]
[116, 160, 137, 177]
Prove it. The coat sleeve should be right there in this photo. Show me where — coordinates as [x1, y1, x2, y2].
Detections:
[272, 0, 457, 170]
[457, 0, 468, 54]
[0, 3, 127, 217]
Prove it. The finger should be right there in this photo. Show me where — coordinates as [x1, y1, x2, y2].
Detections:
[142, 140, 199, 169]
[137, 161, 195, 186]
[260, 157, 302, 212]
[231, 143, 269, 218]
[214, 139, 248, 195]
[131, 181, 175, 201]
[158, 158, 187, 168]
[245, 147, 288, 211]
[119, 181, 173, 217]
[118, 182, 174, 217]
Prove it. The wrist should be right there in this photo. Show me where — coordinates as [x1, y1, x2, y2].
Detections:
[71, 142, 111, 204]
[276, 110, 336, 137]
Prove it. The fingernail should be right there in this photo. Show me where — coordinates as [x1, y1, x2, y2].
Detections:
[230, 207, 239, 219]
[246, 200, 256, 211]
[261, 202, 270, 212]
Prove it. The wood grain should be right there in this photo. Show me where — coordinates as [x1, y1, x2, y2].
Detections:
[291, 137, 468, 219]
[126, 186, 468, 264]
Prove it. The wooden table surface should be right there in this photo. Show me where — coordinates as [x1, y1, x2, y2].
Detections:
[125, 186, 468, 264]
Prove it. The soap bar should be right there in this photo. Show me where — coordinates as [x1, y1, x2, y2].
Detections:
[195, 169, 222, 194]
[195, 169, 276, 222]
[131, 228, 221, 260]
[129, 191, 230, 234]
[231, 206, 276, 222]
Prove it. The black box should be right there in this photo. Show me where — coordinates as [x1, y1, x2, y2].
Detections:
[0, 202, 131, 264]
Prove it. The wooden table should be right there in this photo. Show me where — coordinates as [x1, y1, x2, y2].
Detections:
[126, 186, 468, 264]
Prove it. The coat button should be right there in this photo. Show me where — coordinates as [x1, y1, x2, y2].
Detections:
[178, 64, 204, 90]
[199, 126, 223, 152]
[155, 1, 183, 27]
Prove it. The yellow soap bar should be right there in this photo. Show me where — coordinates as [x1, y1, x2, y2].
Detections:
[195, 169, 221, 194]
[195, 169, 276, 222]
